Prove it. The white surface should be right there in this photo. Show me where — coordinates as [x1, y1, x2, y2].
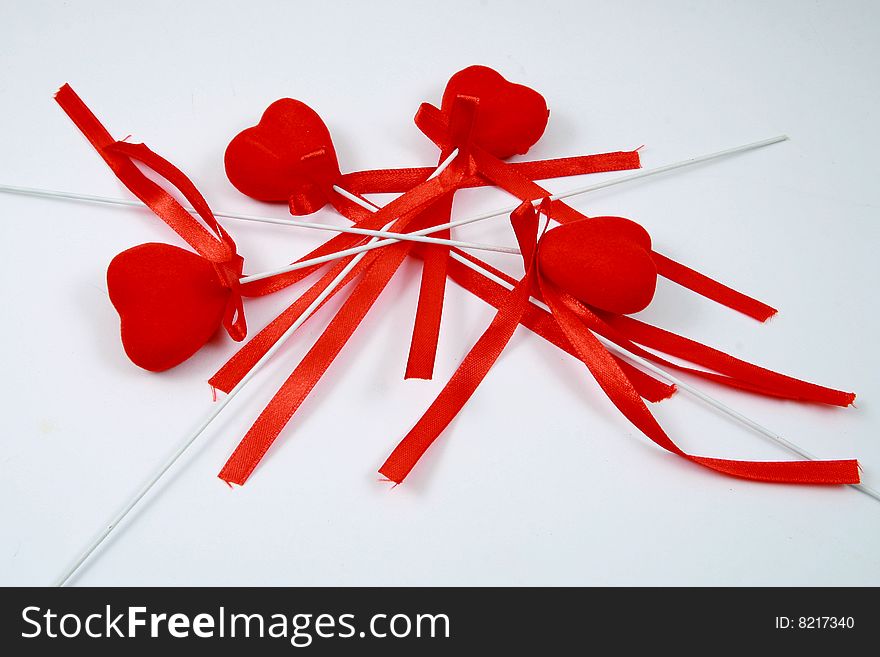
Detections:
[1, 0, 878, 586]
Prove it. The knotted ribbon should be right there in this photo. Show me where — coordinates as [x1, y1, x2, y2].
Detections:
[56, 84, 246, 370]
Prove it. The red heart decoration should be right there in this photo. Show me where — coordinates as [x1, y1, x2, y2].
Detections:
[224, 98, 341, 214]
[441, 65, 549, 159]
[538, 217, 658, 314]
[107, 243, 232, 372]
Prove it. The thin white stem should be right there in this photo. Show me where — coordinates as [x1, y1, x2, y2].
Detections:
[550, 135, 789, 202]
[448, 251, 879, 505]
[0, 152, 515, 259]
[1, 136, 790, 284]
[238, 135, 790, 282]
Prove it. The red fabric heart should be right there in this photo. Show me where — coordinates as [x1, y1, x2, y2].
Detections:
[107, 243, 232, 372]
[441, 65, 549, 159]
[538, 217, 658, 314]
[224, 98, 341, 213]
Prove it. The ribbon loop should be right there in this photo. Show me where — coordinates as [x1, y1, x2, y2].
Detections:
[56, 84, 247, 342]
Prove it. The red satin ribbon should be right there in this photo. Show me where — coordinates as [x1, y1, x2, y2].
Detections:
[218, 240, 415, 485]
[399, 92, 773, 382]
[443, 249, 677, 403]
[415, 101, 778, 322]
[395, 93, 774, 385]
[210, 168, 476, 395]
[379, 201, 859, 485]
[214, 144, 649, 482]
[55, 84, 246, 340]
[239, 96, 644, 381]
[236, 157, 642, 300]
[230, 146, 640, 301]
[57, 84, 856, 489]
[405, 197, 454, 379]
[402, 97, 476, 380]
[215, 99, 853, 483]
[446, 247, 852, 407]
[213, 107, 646, 390]
[378, 201, 544, 484]
[337, 151, 642, 194]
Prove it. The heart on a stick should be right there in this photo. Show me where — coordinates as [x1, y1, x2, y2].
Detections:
[107, 243, 232, 372]
[538, 217, 658, 315]
[225, 98, 341, 214]
[441, 65, 549, 159]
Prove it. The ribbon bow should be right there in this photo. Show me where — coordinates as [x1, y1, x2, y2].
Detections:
[56, 85, 246, 371]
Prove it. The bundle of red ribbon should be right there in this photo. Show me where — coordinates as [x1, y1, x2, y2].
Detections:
[54, 65, 859, 490]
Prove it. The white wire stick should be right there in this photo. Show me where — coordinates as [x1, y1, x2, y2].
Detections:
[550, 135, 788, 202]
[0, 155, 515, 257]
[0, 180, 508, 256]
[1, 137, 788, 284]
[238, 135, 789, 283]
[448, 250, 880, 505]
[53, 152, 460, 587]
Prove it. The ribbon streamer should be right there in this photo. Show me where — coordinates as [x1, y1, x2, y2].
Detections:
[378, 202, 858, 485]
[416, 101, 778, 321]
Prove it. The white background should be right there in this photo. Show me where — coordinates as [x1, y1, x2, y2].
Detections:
[1, 0, 878, 586]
